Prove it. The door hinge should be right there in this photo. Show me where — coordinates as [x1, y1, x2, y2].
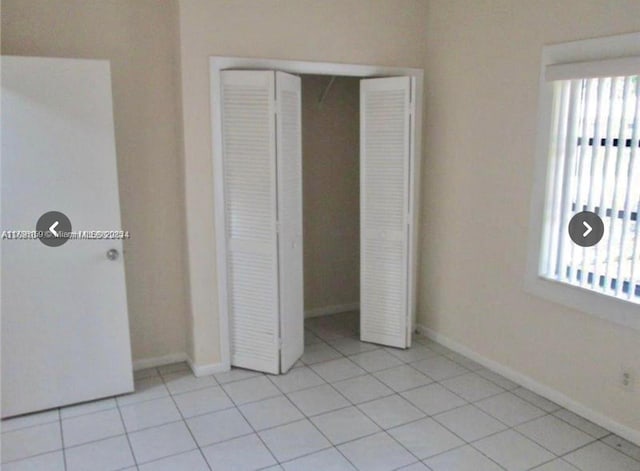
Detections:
[278, 338, 283, 350]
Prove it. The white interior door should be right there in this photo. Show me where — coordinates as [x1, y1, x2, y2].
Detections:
[276, 71, 304, 372]
[221, 70, 280, 374]
[360, 76, 415, 348]
[1, 56, 133, 417]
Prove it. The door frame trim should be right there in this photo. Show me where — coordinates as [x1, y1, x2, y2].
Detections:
[210, 57, 424, 371]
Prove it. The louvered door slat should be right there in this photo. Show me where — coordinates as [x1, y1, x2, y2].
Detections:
[360, 77, 413, 348]
[221, 70, 279, 374]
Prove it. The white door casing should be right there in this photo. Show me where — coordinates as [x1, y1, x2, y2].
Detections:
[215, 64, 421, 372]
[360, 76, 415, 349]
[211, 58, 423, 373]
[1, 56, 133, 417]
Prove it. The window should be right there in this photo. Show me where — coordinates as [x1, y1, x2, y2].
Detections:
[527, 33, 640, 330]
[540, 74, 640, 303]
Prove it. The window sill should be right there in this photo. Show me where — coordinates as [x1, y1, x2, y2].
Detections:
[524, 274, 640, 331]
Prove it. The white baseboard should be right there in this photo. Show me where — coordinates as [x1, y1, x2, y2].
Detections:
[132, 352, 228, 377]
[187, 357, 229, 377]
[416, 324, 640, 447]
[305, 302, 359, 318]
[132, 352, 188, 371]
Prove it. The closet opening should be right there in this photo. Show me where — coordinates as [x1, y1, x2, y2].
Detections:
[301, 74, 361, 358]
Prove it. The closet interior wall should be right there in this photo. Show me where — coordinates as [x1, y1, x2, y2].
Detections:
[301, 75, 360, 316]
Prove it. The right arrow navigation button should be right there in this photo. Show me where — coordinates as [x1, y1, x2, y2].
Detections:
[569, 211, 604, 247]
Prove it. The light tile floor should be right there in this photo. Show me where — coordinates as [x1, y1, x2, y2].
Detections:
[2, 312, 639, 471]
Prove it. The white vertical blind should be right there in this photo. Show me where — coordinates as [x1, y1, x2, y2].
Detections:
[616, 78, 640, 298]
[220, 70, 280, 374]
[542, 80, 569, 277]
[604, 77, 632, 293]
[541, 73, 640, 303]
[572, 78, 594, 288]
[360, 77, 413, 348]
[555, 80, 581, 281]
[275, 71, 304, 372]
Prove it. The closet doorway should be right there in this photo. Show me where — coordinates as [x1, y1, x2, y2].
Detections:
[301, 74, 361, 363]
[211, 58, 423, 375]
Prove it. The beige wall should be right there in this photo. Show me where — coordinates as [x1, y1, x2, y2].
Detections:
[302, 75, 359, 313]
[176, 0, 428, 366]
[420, 0, 640, 436]
[1, 0, 189, 364]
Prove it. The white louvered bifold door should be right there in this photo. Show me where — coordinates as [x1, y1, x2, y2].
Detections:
[276, 72, 304, 372]
[220, 70, 280, 374]
[360, 77, 414, 348]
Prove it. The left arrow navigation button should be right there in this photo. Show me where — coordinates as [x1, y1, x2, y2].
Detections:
[49, 221, 59, 237]
[36, 211, 71, 247]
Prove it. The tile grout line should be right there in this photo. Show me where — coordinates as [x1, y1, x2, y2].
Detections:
[425, 415, 510, 471]
[1, 414, 61, 434]
[417, 340, 624, 469]
[383, 398, 510, 471]
[3, 322, 638, 470]
[548, 411, 611, 440]
[115, 368, 154, 471]
[275, 335, 449, 469]
[112, 383, 407, 459]
[596, 433, 640, 463]
[224, 328, 639, 470]
[394, 341, 551, 470]
[330, 362, 471, 469]
[264, 370, 362, 469]
[1, 414, 68, 468]
[555, 437, 610, 461]
[0, 410, 626, 469]
[57, 411, 69, 471]
[121, 332, 630, 470]
[47, 373, 594, 471]
[300, 339, 459, 470]
[211, 373, 283, 468]
[314, 344, 430, 469]
[158, 367, 214, 471]
[421, 380, 564, 469]
[468, 428, 569, 471]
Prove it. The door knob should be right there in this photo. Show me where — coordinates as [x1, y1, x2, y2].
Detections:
[106, 249, 119, 261]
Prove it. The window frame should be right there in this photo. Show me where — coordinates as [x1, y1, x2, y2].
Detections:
[526, 32, 640, 331]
